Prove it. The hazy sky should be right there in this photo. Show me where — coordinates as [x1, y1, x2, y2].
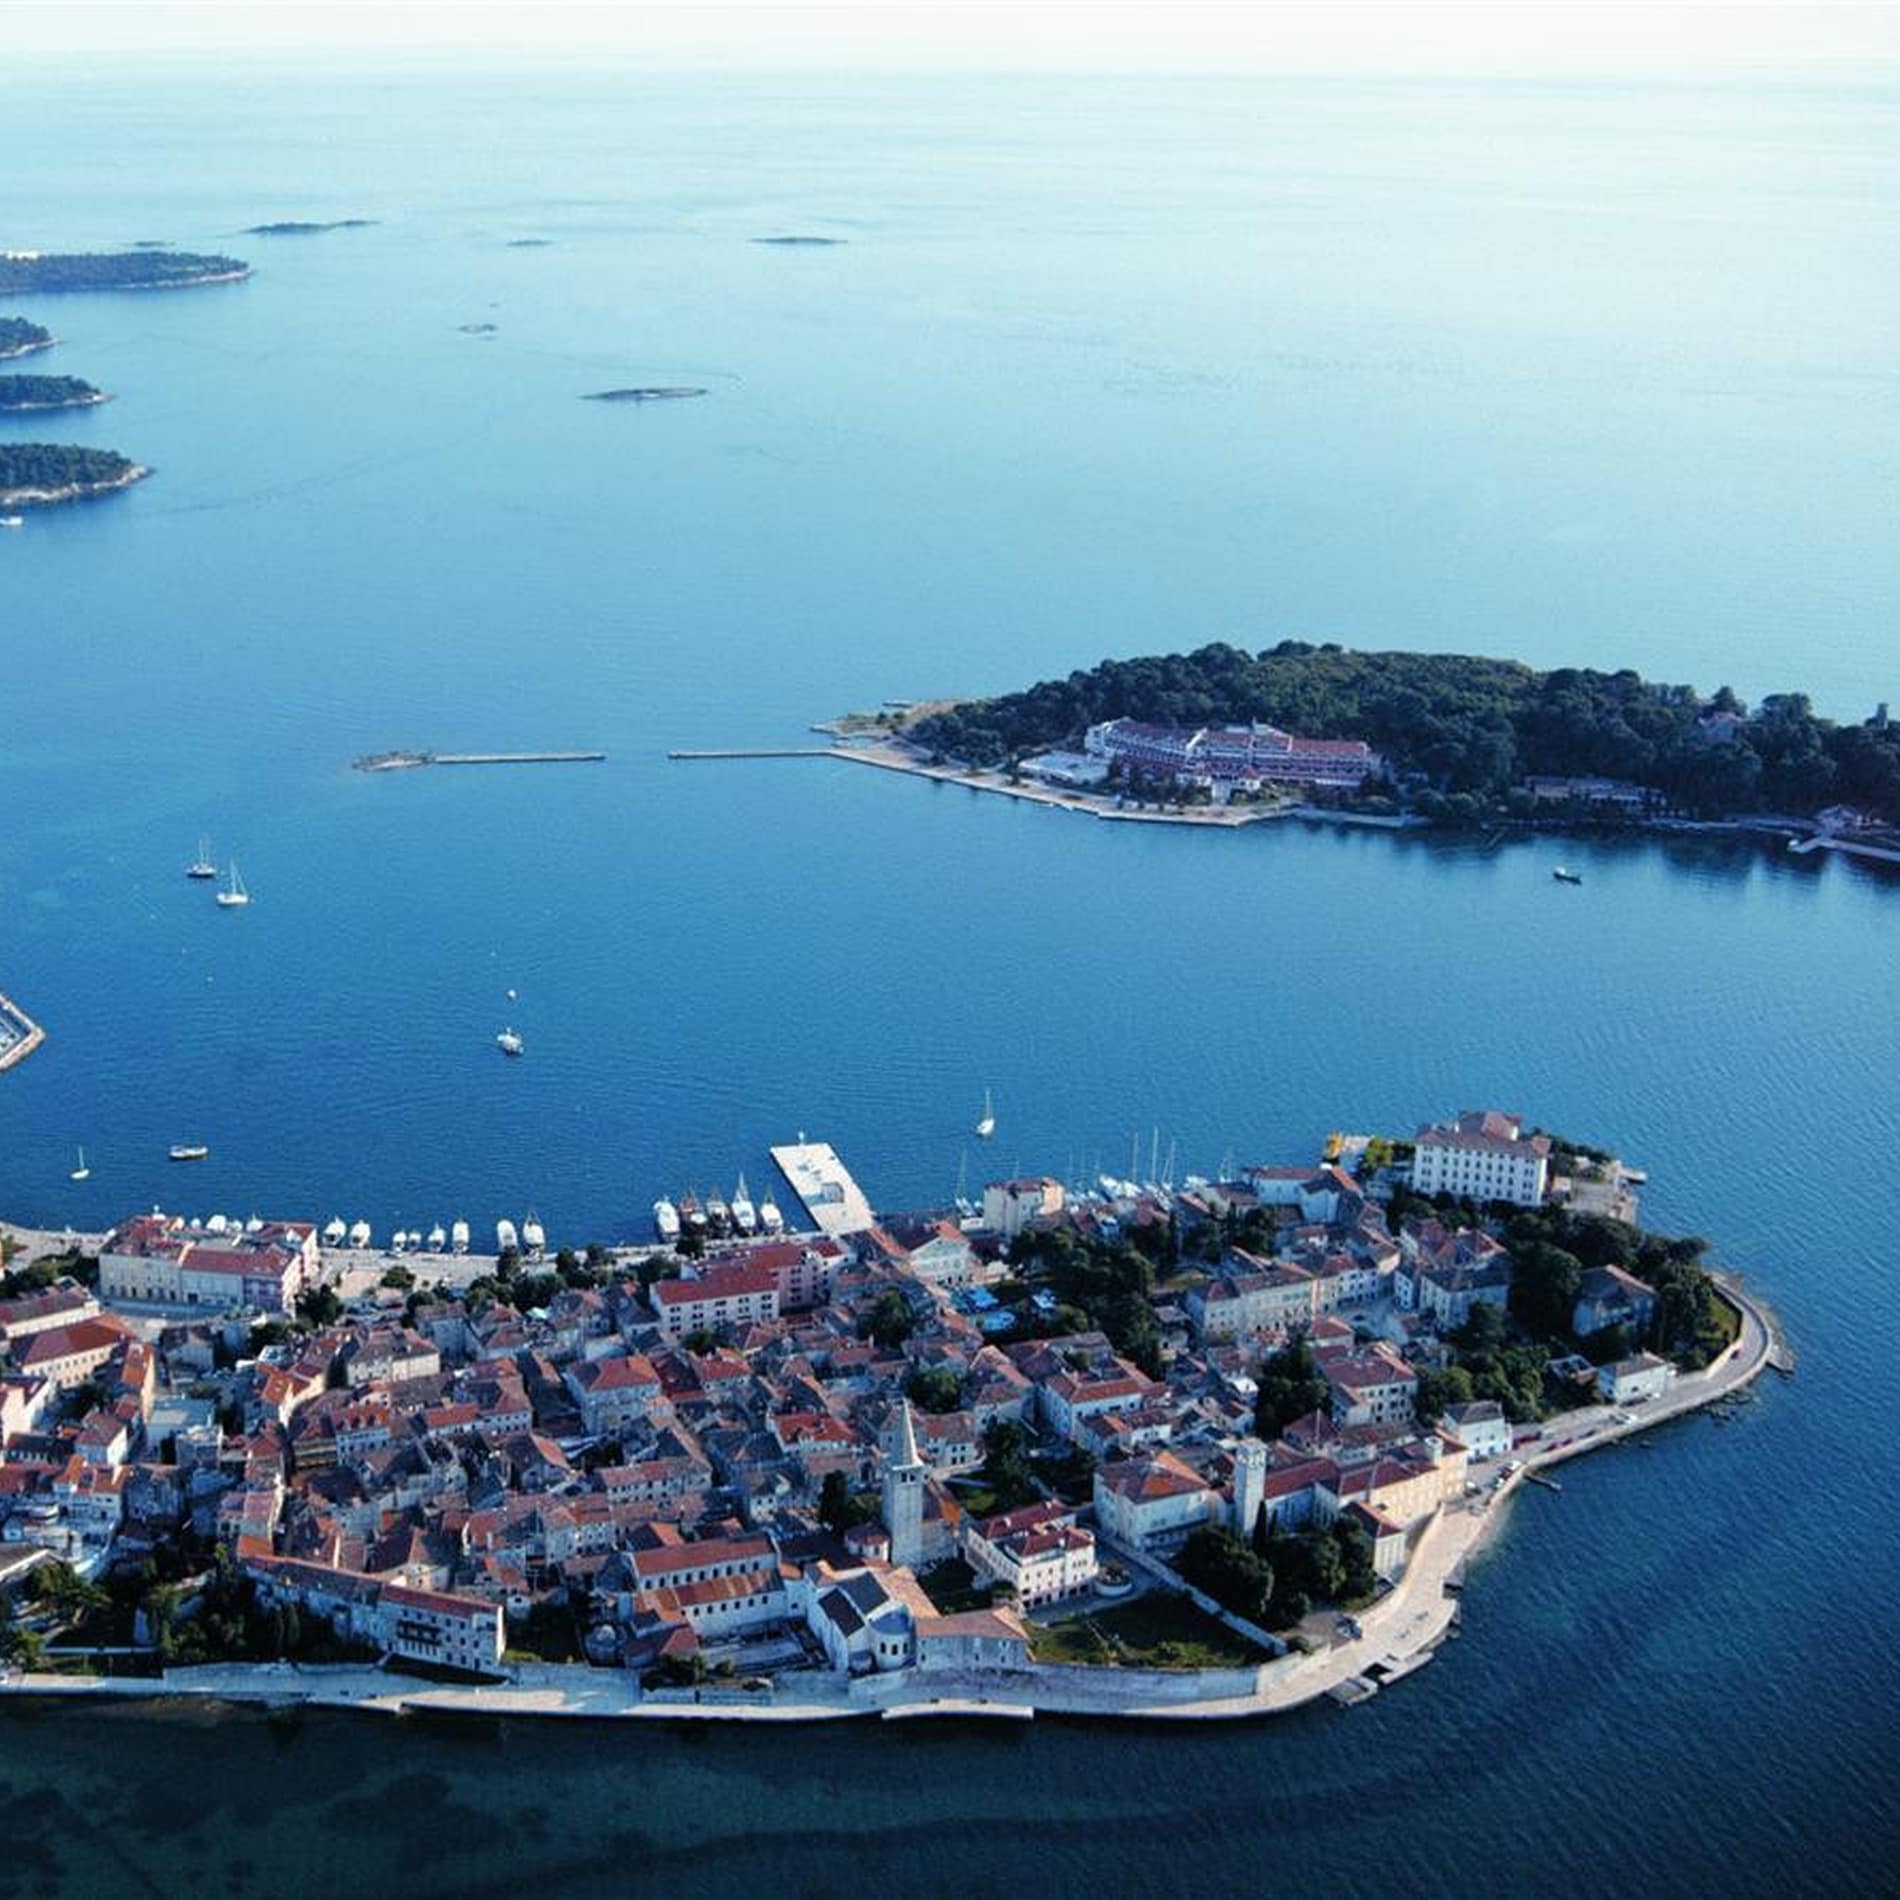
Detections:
[7, 1, 1897, 74]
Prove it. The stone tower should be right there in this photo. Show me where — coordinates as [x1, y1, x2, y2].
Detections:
[882, 1397, 926, 1570]
[1232, 1434, 1268, 1543]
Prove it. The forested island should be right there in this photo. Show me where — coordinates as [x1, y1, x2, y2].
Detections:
[0, 374, 105, 412]
[753, 234, 845, 246]
[910, 642, 1900, 823]
[243, 219, 375, 235]
[0, 251, 250, 293]
[0, 317, 53, 360]
[0, 444, 147, 506]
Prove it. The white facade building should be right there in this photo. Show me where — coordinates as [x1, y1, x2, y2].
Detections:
[1410, 1110, 1551, 1208]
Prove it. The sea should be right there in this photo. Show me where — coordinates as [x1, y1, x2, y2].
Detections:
[1, 60, 1896, 1896]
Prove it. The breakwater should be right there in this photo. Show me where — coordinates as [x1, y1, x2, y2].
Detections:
[354, 749, 607, 772]
[0, 987, 45, 1073]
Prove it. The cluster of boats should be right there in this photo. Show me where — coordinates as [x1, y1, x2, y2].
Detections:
[187, 836, 250, 907]
[318, 1214, 545, 1259]
[652, 1175, 783, 1244]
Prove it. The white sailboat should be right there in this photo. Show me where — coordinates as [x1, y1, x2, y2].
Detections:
[348, 1218, 372, 1249]
[323, 1217, 347, 1246]
[758, 1191, 785, 1235]
[731, 1175, 757, 1235]
[653, 1197, 681, 1243]
[974, 1088, 996, 1140]
[214, 860, 250, 908]
[522, 1212, 546, 1257]
[69, 1146, 90, 1183]
[427, 1224, 447, 1252]
[451, 1218, 470, 1254]
[186, 836, 217, 880]
[496, 1218, 520, 1253]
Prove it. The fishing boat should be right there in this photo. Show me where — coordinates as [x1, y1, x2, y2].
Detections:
[730, 1175, 757, 1235]
[450, 1218, 470, 1255]
[349, 1219, 372, 1249]
[215, 861, 250, 908]
[1552, 866, 1583, 886]
[975, 1088, 996, 1140]
[390, 1230, 409, 1254]
[496, 1218, 520, 1253]
[705, 1189, 731, 1235]
[427, 1224, 447, 1252]
[757, 1190, 784, 1235]
[522, 1213, 546, 1257]
[679, 1192, 707, 1237]
[69, 1146, 90, 1183]
[653, 1197, 681, 1243]
[168, 1143, 210, 1162]
[323, 1217, 347, 1246]
[186, 836, 217, 880]
[496, 1027, 524, 1056]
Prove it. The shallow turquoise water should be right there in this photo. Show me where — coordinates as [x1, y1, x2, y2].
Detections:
[0, 64, 1895, 1894]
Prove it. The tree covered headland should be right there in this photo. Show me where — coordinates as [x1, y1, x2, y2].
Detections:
[0, 443, 141, 496]
[0, 374, 102, 410]
[0, 251, 249, 293]
[0, 316, 54, 358]
[911, 642, 1900, 821]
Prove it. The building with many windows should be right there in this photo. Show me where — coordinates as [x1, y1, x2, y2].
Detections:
[1084, 717, 1381, 791]
[1409, 1110, 1551, 1208]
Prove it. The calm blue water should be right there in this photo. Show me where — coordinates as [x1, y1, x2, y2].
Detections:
[1, 64, 1896, 1895]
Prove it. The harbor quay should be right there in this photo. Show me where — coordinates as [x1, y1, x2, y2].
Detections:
[0, 1111, 1783, 1727]
[0, 986, 47, 1074]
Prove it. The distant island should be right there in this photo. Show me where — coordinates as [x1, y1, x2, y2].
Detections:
[753, 234, 844, 247]
[0, 250, 250, 293]
[457, 322, 498, 336]
[0, 374, 106, 413]
[0, 317, 54, 360]
[0, 444, 147, 507]
[243, 219, 374, 236]
[506, 238, 553, 248]
[583, 386, 707, 403]
[905, 643, 1900, 828]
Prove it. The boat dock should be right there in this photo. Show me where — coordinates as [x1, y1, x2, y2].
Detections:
[769, 1141, 879, 1240]
[0, 987, 46, 1074]
[355, 750, 606, 773]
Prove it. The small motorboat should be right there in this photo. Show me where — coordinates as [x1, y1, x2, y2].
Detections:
[1552, 866, 1583, 886]
[168, 1144, 210, 1162]
[496, 1027, 524, 1056]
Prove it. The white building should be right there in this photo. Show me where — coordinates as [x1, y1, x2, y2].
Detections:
[1093, 1450, 1222, 1553]
[1439, 1399, 1512, 1462]
[982, 1177, 1066, 1242]
[1410, 1110, 1551, 1208]
[961, 1501, 1098, 1609]
[1597, 1352, 1676, 1407]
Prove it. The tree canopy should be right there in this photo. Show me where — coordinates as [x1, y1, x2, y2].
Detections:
[911, 641, 1900, 820]
[0, 317, 53, 359]
[0, 251, 248, 293]
[0, 375, 101, 411]
[0, 443, 140, 498]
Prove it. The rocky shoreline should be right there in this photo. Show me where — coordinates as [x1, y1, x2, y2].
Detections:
[0, 464, 150, 508]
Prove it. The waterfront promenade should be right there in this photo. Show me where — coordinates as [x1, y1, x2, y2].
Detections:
[0, 1277, 1777, 1730]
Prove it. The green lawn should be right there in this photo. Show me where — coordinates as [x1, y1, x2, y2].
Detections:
[1030, 1594, 1267, 1671]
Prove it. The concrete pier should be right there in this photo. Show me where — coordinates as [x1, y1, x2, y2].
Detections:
[769, 1141, 878, 1239]
[0, 987, 46, 1073]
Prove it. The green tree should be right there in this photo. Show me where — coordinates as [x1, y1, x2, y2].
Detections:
[861, 1290, 916, 1350]
[1177, 1526, 1275, 1625]
[905, 1366, 962, 1415]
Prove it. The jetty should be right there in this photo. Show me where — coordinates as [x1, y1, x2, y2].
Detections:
[769, 1140, 879, 1241]
[0, 987, 46, 1073]
[354, 750, 606, 773]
